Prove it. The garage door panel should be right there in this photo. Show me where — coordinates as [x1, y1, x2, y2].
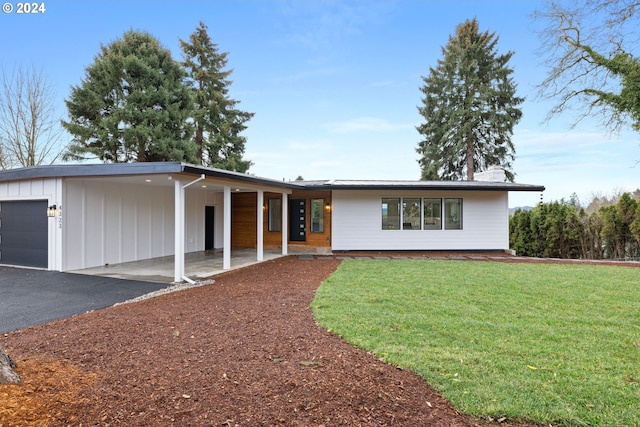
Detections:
[0, 201, 48, 268]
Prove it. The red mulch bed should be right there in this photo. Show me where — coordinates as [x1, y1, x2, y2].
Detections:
[1, 256, 563, 426]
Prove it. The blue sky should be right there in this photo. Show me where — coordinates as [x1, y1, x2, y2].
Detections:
[1, 0, 638, 207]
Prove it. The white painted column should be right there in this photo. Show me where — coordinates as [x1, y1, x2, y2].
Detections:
[257, 189, 264, 261]
[281, 192, 288, 255]
[223, 185, 231, 269]
[174, 179, 184, 282]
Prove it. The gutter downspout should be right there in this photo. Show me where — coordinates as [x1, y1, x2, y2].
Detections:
[175, 174, 206, 284]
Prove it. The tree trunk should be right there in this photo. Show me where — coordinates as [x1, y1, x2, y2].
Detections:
[466, 128, 475, 180]
[0, 345, 21, 384]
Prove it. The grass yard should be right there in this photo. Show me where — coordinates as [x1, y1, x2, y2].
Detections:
[311, 259, 640, 426]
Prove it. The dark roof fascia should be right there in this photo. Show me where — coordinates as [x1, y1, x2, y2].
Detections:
[0, 162, 185, 181]
[0, 162, 301, 190]
[297, 181, 545, 192]
[180, 164, 300, 189]
[0, 163, 545, 192]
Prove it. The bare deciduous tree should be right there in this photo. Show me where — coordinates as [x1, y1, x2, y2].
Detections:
[534, 0, 640, 132]
[0, 64, 64, 170]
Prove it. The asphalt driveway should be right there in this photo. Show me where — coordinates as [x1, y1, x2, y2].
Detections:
[0, 266, 168, 333]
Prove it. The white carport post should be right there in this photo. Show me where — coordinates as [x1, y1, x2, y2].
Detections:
[281, 192, 288, 255]
[174, 179, 184, 283]
[257, 189, 264, 261]
[174, 175, 205, 283]
[223, 185, 231, 269]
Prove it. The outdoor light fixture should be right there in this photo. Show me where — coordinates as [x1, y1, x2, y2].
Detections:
[47, 204, 57, 217]
[325, 202, 331, 211]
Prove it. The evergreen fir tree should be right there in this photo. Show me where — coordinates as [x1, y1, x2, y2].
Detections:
[417, 18, 523, 181]
[180, 22, 254, 172]
[63, 31, 196, 163]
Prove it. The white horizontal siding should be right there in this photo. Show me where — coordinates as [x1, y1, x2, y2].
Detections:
[331, 189, 508, 251]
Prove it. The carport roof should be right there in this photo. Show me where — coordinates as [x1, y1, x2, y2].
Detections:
[0, 162, 300, 190]
[0, 162, 545, 192]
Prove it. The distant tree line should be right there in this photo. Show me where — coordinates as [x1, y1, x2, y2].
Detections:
[510, 191, 640, 260]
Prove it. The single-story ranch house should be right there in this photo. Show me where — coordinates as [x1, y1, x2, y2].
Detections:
[0, 162, 544, 281]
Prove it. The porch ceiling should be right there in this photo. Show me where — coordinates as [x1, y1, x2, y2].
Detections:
[73, 173, 292, 194]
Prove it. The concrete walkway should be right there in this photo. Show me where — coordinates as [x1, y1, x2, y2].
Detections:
[71, 249, 285, 283]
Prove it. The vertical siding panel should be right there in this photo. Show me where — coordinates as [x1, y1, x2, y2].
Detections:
[84, 182, 104, 267]
[104, 184, 121, 265]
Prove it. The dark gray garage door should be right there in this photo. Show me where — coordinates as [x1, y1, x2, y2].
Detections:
[0, 200, 48, 268]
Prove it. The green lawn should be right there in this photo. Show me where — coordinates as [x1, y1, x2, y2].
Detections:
[311, 259, 640, 426]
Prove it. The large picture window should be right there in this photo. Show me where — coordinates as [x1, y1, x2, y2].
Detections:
[423, 198, 442, 230]
[382, 198, 400, 230]
[444, 198, 463, 230]
[268, 198, 281, 232]
[310, 198, 324, 232]
[402, 198, 421, 230]
[381, 197, 462, 231]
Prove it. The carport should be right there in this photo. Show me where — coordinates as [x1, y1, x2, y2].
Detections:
[0, 163, 297, 281]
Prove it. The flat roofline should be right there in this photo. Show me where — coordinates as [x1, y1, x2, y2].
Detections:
[297, 180, 545, 192]
[0, 162, 301, 190]
[0, 162, 545, 192]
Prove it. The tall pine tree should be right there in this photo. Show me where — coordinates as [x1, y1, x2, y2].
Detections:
[180, 22, 254, 172]
[62, 31, 196, 163]
[417, 18, 523, 181]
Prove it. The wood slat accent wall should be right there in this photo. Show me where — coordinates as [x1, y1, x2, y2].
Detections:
[231, 192, 257, 248]
[290, 189, 332, 247]
[231, 190, 332, 248]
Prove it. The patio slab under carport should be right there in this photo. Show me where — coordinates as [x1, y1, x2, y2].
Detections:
[71, 249, 285, 283]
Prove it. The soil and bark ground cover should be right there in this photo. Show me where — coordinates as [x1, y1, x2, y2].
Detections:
[6, 253, 623, 426]
[2, 256, 490, 426]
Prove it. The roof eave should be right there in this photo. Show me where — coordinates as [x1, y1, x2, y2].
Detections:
[299, 183, 546, 192]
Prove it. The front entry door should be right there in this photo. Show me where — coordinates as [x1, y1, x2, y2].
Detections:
[205, 206, 215, 250]
[289, 199, 306, 242]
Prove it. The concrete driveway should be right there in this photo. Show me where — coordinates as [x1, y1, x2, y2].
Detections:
[0, 266, 168, 333]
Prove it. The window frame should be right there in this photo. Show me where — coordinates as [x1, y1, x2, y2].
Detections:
[444, 198, 463, 230]
[423, 198, 442, 230]
[310, 198, 324, 233]
[381, 197, 401, 230]
[402, 198, 421, 230]
[381, 197, 462, 231]
[267, 198, 281, 232]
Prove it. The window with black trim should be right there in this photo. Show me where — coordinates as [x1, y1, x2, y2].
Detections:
[268, 198, 281, 232]
[382, 198, 400, 230]
[381, 197, 462, 230]
[444, 198, 462, 230]
[310, 198, 324, 232]
[402, 198, 421, 230]
[423, 198, 442, 230]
